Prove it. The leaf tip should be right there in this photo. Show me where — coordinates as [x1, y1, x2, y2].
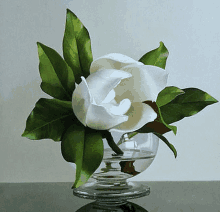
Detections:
[21, 129, 32, 138]
[72, 181, 82, 189]
[21, 132, 36, 140]
[36, 42, 42, 47]
[71, 182, 80, 189]
[159, 41, 169, 56]
[21, 132, 34, 140]
[173, 126, 177, 135]
[159, 41, 164, 46]
[66, 8, 72, 17]
[21, 131, 27, 137]
[179, 89, 185, 94]
[66, 8, 76, 18]
[66, 8, 72, 14]
[174, 149, 178, 158]
[213, 97, 219, 103]
[36, 42, 45, 54]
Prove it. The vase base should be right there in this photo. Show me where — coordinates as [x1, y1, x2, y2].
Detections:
[73, 181, 150, 206]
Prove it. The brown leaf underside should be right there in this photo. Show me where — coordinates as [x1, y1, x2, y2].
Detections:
[143, 101, 171, 134]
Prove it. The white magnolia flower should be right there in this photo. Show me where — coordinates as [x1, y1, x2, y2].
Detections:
[72, 53, 168, 133]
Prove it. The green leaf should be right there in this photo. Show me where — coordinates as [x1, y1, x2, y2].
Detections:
[63, 9, 93, 84]
[61, 124, 85, 163]
[153, 132, 177, 158]
[22, 98, 78, 141]
[156, 86, 185, 107]
[139, 41, 169, 69]
[138, 101, 177, 135]
[37, 42, 75, 101]
[160, 88, 218, 124]
[61, 126, 103, 188]
[157, 106, 177, 135]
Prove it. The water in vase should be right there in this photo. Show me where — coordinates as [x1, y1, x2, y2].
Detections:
[92, 149, 155, 183]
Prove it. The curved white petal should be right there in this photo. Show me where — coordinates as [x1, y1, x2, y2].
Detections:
[101, 98, 131, 116]
[109, 102, 157, 133]
[85, 103, 128, 130]
[101, 89, 116, 104]
[72, 77, 93, 126]
[114, 64, 168, 102]
[90, 53, 143, 74]
[86, 69, 132, 105]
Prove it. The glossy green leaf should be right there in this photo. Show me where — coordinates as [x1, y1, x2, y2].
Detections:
[61, 126, 103, 188]
[139, 42, 169, 69]
[61, 124, 85, 163]
[63, 9, 93, 84]
[153, 132, 177, 158]
[22, 98, 78, 141]
[37, 42, 75, 101]
[157, 105, 177, 135]
[156, 86, 184, 107]
[137, 101, 177, 135]
[160, 88, 218, 124]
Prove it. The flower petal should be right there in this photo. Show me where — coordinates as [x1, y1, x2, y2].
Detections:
[101, 89, 116, 104]
[90, 53, 143, 74]
[109, 102, 157, 133]
[114, 64, 168, 102]
[101, 98, 131, 116]
[85, 103, 129, 130]
[86, 69, 132, 105]
[72, 77, 93, 126]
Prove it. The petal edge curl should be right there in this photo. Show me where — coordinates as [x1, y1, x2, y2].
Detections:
[85, 103, 129, 130]
[72, 77, 93, 126]
[115, 64, 168, 103]
[86, 69, 132, 105]
[109, 102, 157, 133]
[90, 53, 143, 74]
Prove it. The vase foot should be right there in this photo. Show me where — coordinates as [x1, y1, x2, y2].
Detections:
[73, 181, 150, 206]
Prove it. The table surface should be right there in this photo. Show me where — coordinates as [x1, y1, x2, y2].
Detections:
[0, 181, 219, 212]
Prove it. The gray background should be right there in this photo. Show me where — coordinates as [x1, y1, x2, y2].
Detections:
[1, 0, 220, 183]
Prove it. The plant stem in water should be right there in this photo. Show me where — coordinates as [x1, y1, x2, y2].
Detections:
[128, 132, 138, 139]
[117, 132, 138, 146]
[103, 131, 124, 155]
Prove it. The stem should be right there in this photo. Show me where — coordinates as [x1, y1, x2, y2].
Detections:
[128, 132, 138, 139]
[103, 131, 124, 155]
[117, 132, 138, 146]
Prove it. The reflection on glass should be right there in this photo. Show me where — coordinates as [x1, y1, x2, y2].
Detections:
[76, 201, 148, 212]
[72, 133, 159, 208]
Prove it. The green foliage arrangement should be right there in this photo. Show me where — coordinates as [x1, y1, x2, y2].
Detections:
[22, 9, 218, 188]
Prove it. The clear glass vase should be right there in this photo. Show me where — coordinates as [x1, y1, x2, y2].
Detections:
[71, 132, 159, 207]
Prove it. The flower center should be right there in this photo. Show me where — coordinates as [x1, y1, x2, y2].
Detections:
[101, 89, 131, 116]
